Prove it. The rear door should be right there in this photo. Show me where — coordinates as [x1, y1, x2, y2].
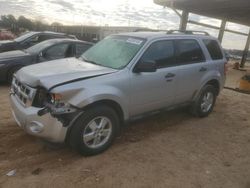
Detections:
[174, 39, 210, 104]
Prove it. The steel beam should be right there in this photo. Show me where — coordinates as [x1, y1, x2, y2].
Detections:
[179, 10, 189, 31]
[188, 20, 219, 30]
[171, 8, 182, 18]
[218, 20, 226, 43]
[240, 30, 250, 67]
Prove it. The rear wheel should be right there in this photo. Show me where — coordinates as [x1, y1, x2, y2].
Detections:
[69, 105, 119, 156]
[191, 85, 217, 117]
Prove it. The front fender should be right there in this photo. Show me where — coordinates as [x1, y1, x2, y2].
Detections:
[66, 86, 129, 120]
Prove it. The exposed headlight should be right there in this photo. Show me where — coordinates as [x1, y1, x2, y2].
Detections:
[50, 93, 63, 104]
[47, 93, 77, 115]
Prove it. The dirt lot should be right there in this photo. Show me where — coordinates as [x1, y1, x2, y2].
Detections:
[0, 67, 250, 188]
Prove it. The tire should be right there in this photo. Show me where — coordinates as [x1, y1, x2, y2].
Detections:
[7, 66, 22, 84]
[69, 105, 119, 156]
[190, 85, 217, 117]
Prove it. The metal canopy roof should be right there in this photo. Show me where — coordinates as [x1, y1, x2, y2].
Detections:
[154, 0, 250, 26]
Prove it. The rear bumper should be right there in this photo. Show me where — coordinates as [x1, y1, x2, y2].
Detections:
[10, 94, 68, 143]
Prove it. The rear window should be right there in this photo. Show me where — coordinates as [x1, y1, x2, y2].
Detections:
[176, 39, 205, 64]
[203, 39, 223, 60]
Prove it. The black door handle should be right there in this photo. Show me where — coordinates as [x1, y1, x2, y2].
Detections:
[165, 73, 175, 78]
[199, 67, 207, 72]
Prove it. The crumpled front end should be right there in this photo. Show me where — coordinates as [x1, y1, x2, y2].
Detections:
[10, 77, 70, 143]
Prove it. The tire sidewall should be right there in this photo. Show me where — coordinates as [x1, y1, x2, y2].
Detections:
[195, 85, 217, 117]
[69, 105, 119, 156]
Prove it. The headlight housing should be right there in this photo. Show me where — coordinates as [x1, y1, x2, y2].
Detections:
[50, 93, 63, 104]
[47, 93, 77, 115]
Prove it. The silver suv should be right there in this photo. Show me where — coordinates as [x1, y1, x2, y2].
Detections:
[10, 31, 227, 155]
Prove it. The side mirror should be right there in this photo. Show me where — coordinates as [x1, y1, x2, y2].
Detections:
[134, 60, 157, 73]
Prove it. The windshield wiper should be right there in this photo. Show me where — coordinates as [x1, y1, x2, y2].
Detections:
[81, 56, 99, 66]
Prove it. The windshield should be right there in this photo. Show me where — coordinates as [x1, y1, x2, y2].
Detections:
[81, 35, 146, 69]
[14, 32, 37, 42]
[26, 40, 56, 54]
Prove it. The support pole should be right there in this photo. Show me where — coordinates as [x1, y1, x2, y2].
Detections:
[218, 20, 226, 43]
[179, 10, 189, 31]
[240, 30, 250, 68]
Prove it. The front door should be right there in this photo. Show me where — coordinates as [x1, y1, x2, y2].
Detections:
[129, 40, 179, 116]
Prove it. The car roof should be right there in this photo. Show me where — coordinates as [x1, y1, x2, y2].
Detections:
[42, 38, 93, 45]
[39, 31, 70, 36]
[25, 31, 76, 38]
[114, 31, 218, 41]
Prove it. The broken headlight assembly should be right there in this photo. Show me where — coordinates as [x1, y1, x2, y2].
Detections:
[37, 92, 77, 116]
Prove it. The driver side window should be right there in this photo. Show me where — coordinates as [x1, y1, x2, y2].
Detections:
[23, 35, 39, 48]
[140, 40, 175, 69]
[43, 43, 69, 60]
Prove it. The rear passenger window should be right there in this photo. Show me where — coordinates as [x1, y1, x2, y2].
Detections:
[140, 40, 175, 68]
[176, 39, 205, 64]
[203, 39, 223, 60]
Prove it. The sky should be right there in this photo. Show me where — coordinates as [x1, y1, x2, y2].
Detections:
[0, 0, 249, 50]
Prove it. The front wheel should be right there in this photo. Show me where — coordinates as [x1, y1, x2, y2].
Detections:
[69, 105, 120, 156]
[191, 85, 217, 117]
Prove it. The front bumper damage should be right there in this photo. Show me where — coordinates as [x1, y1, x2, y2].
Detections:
[10, 94, 68, 143]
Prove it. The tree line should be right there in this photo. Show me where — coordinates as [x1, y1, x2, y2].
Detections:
[0, 14, 63, 34]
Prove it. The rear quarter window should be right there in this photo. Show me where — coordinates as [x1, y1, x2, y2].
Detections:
[203, 39, 223, 60]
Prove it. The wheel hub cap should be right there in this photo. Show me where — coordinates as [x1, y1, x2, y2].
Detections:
[201, 92, 214, 113]
[83, 116, 112, 149]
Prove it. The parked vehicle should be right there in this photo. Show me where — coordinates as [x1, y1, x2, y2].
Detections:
[10, 31, 227, 155]
[0, 38, 93, 83]
[0, 31, 76, 53]
[0, 29, 15, 40]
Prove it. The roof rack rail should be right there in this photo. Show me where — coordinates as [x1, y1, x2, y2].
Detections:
[134, 28, 168, 32]
[134, 28, 159, 32]
[167, 30, 210, 36]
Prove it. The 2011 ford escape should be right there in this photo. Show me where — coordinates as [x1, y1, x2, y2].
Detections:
[10, 31, 227, 155]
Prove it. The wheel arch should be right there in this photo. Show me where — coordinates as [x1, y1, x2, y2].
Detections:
[192, 78, 221, 102]
[81, 99, 125, 124]
[65, 99, 125, 145]
[205, 79, 220, 95]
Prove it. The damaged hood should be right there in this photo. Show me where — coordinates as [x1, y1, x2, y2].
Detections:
[16, 57, 117, 89]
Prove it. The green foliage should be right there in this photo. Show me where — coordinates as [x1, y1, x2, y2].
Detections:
[0, 14, 63, 32]
[17, 16, 33, 30]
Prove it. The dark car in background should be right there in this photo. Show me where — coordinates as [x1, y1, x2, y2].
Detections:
[0, 31, 76, 53]
[0, 38, 93, 83]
